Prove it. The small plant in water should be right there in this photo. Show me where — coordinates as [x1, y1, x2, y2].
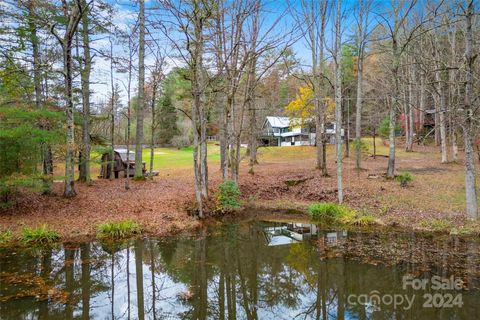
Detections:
[215, 180, 241, 213]
[395, 171, 413, 187]
[21, 225, 59, 245]
[97, 220, 141, 239]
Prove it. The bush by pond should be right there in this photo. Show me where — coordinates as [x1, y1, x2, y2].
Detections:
[21, 225, 59, 245]
[96, 220, 141, 239]
[215, 180, 241, 213]
[308, 202, 376, 226]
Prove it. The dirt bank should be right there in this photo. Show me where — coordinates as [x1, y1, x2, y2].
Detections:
[1, 143, 479, 241]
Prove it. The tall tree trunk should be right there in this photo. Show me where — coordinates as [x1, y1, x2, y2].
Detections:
[79, 0, 91, 184]
[316, 1, 328, 174]
[219, 92, 229, 180]
[408, 73, 414, 150]
[405, 63, 414, 152]
[435, 70, 448, 163]
[63, 38, 76, 197]
[334, 0, 343, 203]
[125, 39, 134, 190]
[419, 73, 425, 132]
[57, 0, 86, 197]
[247, 61, 258, 173]
[355, 51, 364, 169]
[463, 1, 478, 219]
[191, 4, 208, 217]
[109, 38, 116, 180]
[387, 39, 399, 178]
[27, 1, 53, 191]
[449, 24, 458, 162]
[135, 0, 145, 179]
[150, 80, 158, 178]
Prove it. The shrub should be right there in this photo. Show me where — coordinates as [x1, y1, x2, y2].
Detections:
[378, 116, 401, 138]
[0, 230, 13, 245]
[308, 203, 355, 222]
[215, 180, 241, 213]
[308, 203, 377, 226]
[21, 225, 59, 245]
[351, 139, 369, 156]
[96, 220, 141, 239]
[395, 171, 413, 187]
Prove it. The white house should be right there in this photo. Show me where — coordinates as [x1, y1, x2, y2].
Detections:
[261, 116, 343, 147]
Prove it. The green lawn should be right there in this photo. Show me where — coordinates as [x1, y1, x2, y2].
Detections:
[87, 144, 221, 177]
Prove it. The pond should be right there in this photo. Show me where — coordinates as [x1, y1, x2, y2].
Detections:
[1, 220, 479, 319]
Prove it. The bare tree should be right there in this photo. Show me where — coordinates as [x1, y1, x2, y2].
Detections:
[109, 34, 116, 180]
[24, 0, 54, 191]
[292, 0, 329, 175]
[135, 0, 146, 179]
[49, 0, 92, 197]
[334, 0, 343, 203]
[461, 0, 478, 219]
[120, 28, 138, 190]
[148, 55, 165, 178]
[78, 0, 92, 184]
[377, 0, 421, 178]
[159, 0, 213, 217]
[354, 0, 374, 169]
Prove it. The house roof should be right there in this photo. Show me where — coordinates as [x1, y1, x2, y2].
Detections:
[265, 116, 292, 128]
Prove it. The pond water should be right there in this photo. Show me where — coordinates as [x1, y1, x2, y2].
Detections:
[1, 220, 480, 319]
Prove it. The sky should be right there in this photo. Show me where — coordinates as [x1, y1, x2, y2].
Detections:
[86, 0, 378, 106]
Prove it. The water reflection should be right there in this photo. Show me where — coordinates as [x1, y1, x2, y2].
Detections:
[0, 221, 479, 319]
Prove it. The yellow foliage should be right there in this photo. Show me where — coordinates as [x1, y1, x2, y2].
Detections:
[285, 86, 335, 125]
[284, 86, 314, 127]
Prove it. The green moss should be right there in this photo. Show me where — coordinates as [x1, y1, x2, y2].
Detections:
[96, 220, 141, 239]
[21, 225, 59, 245]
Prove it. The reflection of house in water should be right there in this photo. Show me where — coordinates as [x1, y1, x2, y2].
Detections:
[263, 222, 348, 248]
[325, 231, 348, 247]
[263, 223, 318, 246]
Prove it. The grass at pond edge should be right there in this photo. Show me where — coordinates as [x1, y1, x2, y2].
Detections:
[246, 199, 480, 236]
[20, 225, 59, 245]
[96, 220, 141, 240]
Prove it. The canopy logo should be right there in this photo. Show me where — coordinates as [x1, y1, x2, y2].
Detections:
[347, 275, 465, 311]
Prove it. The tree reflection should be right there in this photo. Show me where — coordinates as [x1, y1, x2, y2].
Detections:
[1, 221, 480, 319]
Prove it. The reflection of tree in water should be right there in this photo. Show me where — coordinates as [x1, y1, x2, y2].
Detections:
[1, 221, 480, 319]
